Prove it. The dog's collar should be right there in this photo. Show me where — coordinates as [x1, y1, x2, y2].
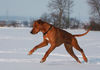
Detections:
[43, 25, 52, 36]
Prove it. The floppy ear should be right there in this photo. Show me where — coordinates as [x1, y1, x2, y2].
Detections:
[36, 19, 44, 30]
[37, 19, 44, 24]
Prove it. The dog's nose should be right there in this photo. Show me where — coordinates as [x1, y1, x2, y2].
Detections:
[30, 31, 33, 34]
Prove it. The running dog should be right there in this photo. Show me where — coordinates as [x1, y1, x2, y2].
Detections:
[28, 19, 91, 63]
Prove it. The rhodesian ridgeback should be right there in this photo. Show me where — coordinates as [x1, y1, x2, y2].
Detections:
[28, 19, 90, 63]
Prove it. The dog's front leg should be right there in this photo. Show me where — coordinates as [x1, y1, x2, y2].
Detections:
[28, 39, 48, 55]
[40, 46, 56, 63]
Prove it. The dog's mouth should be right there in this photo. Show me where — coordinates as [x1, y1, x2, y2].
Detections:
[30, 31, 38, 34]
[30, 31, 35, 34]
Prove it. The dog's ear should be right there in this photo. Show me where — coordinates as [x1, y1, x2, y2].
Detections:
[35, 19, 44, 30]
[37, 19, 44, 24]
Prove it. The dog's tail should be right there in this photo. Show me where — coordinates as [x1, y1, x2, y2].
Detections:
[73, 27, 91, 37]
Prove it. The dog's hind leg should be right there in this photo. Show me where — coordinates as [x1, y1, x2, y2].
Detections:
[72, 38, 88, 62]
[28, 39, 48, 55]
[64, 43, 81, 63]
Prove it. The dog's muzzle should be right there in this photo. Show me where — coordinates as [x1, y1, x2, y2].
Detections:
[30, 31, 33, 34]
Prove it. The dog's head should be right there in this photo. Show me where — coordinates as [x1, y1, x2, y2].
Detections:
[30, 19, 44, 34]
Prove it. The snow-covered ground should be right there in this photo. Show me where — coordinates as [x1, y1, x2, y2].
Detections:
[0, 27, 100, 70]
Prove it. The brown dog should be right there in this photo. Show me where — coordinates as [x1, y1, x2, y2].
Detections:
[28, 19, 90, 63]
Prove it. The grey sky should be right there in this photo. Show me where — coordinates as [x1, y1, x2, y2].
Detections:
[0, 0, 90, 22]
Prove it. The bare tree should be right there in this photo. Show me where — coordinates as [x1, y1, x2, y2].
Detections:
[88, 0, 100, 16]
[40, 13, 51, 22]
[88, 0, 100, 23]
[88, 0, 100, 30]
[48, 0, 73, 28]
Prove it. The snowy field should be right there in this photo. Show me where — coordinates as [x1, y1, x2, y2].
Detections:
[0, 27, 100, 70]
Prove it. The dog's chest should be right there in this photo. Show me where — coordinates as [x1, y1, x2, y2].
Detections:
[45, 37, 49, 41]
[44, 35, 50, 41]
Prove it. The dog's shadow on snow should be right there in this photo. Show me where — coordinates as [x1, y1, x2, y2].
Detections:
[88, 57, 100, 64]
[45, 60, 78, 65]
[46, 57, 100, 65]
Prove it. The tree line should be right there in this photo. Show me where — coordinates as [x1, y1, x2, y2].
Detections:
[0, 0, 100, 30]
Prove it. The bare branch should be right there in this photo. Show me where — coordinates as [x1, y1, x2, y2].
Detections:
[88, 0, 100, 16]
[48, 0, 74, 28]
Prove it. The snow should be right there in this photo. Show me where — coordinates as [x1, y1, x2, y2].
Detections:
[0, 27, 100, 70]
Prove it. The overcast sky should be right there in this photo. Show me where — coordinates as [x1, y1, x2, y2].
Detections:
[0, 0, 90, 22]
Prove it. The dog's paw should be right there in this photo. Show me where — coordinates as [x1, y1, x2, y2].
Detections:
[40, 59, 46, 63]
[83, 57, 88, 63]
[28, 51, 33, 55]
[40, 60, 44, 63]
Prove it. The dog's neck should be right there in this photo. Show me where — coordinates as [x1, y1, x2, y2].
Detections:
[43, 25, 52, 36]
[40, 23, 52, 36]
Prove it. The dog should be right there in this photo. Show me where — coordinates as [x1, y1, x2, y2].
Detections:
[28, 19, 91, 63]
